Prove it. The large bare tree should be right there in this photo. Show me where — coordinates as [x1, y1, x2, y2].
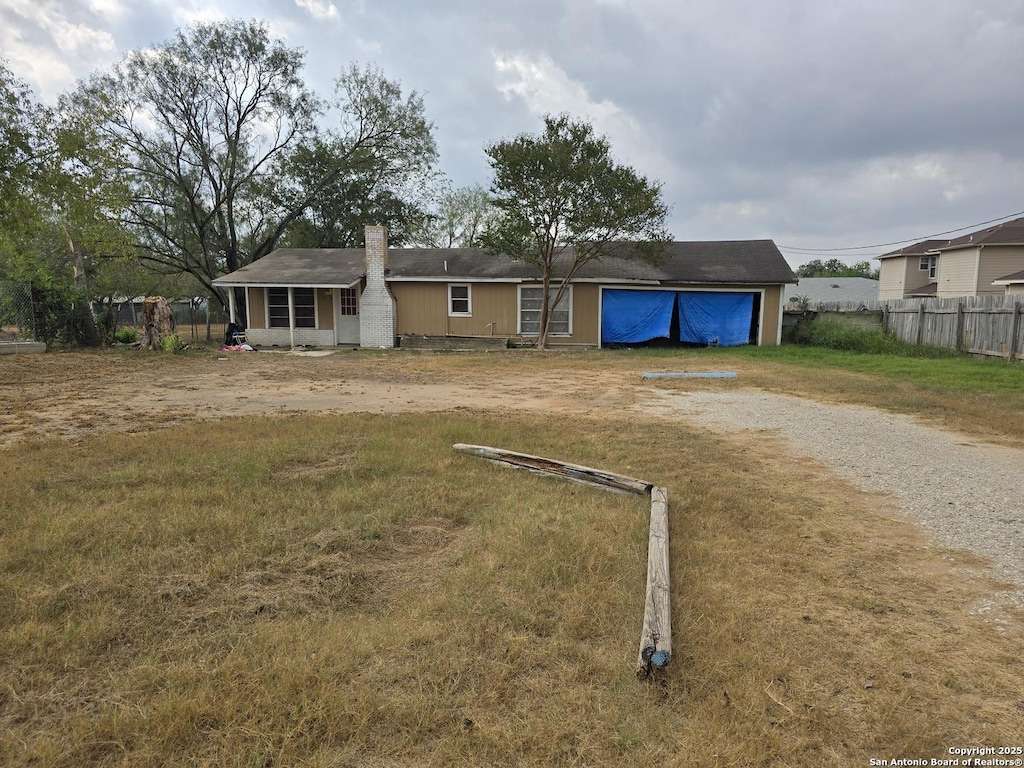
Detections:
[63, 20, 437, 311]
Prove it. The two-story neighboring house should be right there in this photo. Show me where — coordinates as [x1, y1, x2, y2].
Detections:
[877, 217, 1024, 300]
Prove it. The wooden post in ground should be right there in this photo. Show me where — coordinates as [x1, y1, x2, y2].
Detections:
[955, 301, 965, 352]
[915, 303, 926, 347]
[1009, 303, 1022, 362]
[637, 486, 671, 678]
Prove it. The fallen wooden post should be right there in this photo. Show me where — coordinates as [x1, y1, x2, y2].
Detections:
[451, 444, 652, 495]
[637, 486, 671, 678]
[453, 443, 672, 678]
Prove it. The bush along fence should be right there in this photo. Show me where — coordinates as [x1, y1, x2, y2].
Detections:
[812, 296, 1024, 360]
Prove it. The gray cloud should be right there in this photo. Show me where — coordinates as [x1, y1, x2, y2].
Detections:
[5, 0, 1024, 265]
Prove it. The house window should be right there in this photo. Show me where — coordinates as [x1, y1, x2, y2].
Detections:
[448, 284, 472, 316]
[338, 288, 358, 316]
[519, 285, 572, 336]
[268, 287, 316, 328]
[919, 255, 937, 279]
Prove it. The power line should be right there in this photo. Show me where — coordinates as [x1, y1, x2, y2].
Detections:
[777, 209, 1024, 255]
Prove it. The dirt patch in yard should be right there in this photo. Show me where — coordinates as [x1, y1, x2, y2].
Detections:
[3, 349, 1022, 616]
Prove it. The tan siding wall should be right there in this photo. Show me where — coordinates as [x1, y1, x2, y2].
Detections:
[393, 282, 592, 341]
[878, 258, 910, 300]
[317, 289, 334, 331]
[446, 283, 519, 336]
[979, 246, 1024, 295]
[247, 287, 266, 329]
[762, 285, 783, 345]
[391, 281, 784, 346]
[570, 284, 600, 345]
[936, 249, 979, 297]
[1008, 284, 1024, 296]
[392, 283, 448, 335]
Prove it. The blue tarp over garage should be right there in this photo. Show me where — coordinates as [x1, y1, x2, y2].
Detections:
[601, 289, 756, 346]
[677, 292, 754, 346]
[601, 290, 675, 343]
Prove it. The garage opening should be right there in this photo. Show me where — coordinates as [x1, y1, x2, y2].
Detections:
[601, 289, 760, 347]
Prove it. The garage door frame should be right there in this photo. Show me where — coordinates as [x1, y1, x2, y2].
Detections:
[598, 285, 768, 347]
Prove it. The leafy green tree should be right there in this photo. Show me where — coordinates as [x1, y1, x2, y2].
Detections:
[276, 136, 431, 249]
[1, 62, 105, 345]
[63, 20, 437, 312]
[796, 258, 879, 279]
[414, 184, 494, 248]
[482, 114, 670, 349]
[0, 60, 49, 258]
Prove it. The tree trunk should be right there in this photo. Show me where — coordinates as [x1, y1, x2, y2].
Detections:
[141, 297, 177, 351]
[538, 270, 551, 350]
[62, 223, 100, 346]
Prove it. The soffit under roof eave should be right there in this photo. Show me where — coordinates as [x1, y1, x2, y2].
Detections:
[384, 276, 525, 283]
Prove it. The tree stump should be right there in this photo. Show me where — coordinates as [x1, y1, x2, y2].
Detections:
[141, 297, 176, 350]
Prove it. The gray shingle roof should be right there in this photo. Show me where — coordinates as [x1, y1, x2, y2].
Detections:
[213, 248, 367, 287]
[784, 277, 879, 303]
[943, 216, 1024, 249]
[993, 269, 1024, 284]
[878, 239, 944, 259]
[879, 216, 1024, 259]
[215, 240, 796, 287]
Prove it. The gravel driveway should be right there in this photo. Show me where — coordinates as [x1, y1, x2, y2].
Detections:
[645, 389, 1024, 607]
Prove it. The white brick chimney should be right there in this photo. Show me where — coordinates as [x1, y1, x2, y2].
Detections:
[359, 225, 397, 348]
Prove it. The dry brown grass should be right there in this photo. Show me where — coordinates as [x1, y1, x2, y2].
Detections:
[1, 373, 1022, 767]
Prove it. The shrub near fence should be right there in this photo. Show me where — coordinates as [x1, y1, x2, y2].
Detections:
[814, 296, 1024, 361]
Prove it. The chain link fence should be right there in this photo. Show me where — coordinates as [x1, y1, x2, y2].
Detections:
[0, 281, 37, 342]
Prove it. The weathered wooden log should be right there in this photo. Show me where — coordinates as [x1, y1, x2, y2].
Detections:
[454, 443, 673, 678]
[637, 486, 671, 677]
[451, 444, 652, 495]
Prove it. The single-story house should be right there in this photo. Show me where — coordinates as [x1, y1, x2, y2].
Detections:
[784, 277, 879, 308]
[213, 226, 797, 349]
[877, 216, 1024, 300]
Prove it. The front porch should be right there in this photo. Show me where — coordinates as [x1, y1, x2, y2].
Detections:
[227, 285, 361, 348]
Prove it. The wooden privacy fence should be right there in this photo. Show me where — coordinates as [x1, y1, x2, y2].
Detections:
[814, 296, 1024, 360]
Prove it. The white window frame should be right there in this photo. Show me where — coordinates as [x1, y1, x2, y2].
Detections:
[919, 255, 937, 279]
[267, 287, 317, 329]
[448, 283, 472, 317]
[518, 285, 573, 336]
[337, 287, 358, 316]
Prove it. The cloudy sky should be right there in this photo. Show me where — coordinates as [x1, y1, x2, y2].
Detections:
[4, 0, 1024, 268]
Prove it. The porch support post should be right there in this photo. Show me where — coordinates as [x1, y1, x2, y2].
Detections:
[227, 288, 237, 325]
[287, 287, 296, 349]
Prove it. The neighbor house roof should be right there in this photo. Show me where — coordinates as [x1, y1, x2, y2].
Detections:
[784, 277, 879, 304]
[877, 239, 945, 259]
[214, 241, 797, 287]
[905, 282, 938, 297]
[942, 216, 1024, 250]
[992, 269, 1024, 286]
[878, 216, 1024, 259]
